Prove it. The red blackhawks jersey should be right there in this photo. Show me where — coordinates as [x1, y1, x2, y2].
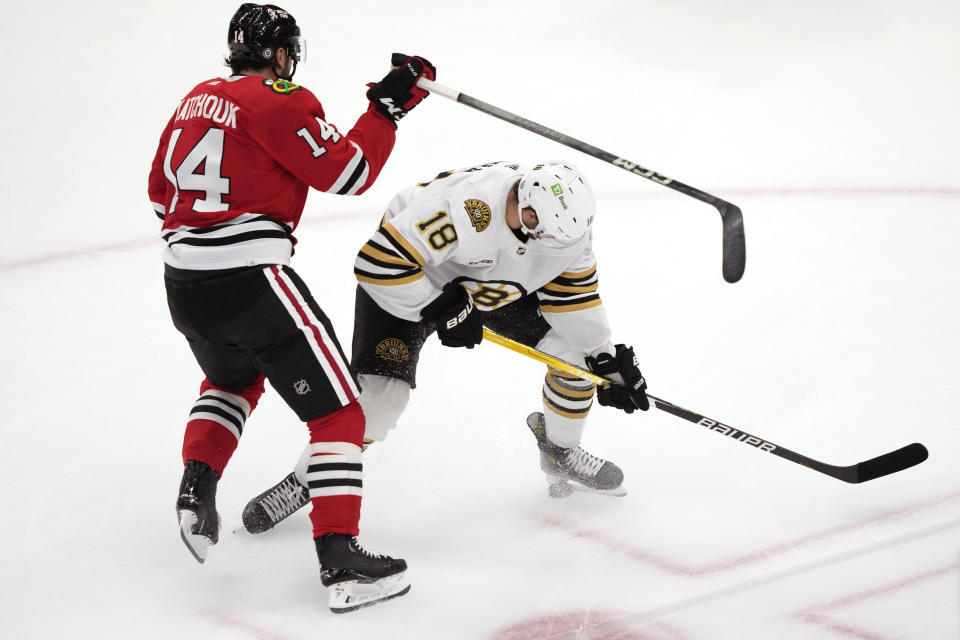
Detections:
[148, 75, 396, 270]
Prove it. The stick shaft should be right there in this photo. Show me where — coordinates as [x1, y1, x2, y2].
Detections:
[481, 328, 927, 483]
[418, 78, 746, 283]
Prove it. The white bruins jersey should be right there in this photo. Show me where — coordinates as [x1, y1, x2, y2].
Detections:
[354, 161, 614, 356]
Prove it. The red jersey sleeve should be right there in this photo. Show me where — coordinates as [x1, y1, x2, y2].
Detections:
[148, 112, 177, 219]
[243, 81, 396, 196]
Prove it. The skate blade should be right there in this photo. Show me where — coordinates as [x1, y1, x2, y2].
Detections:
[546, 479, 627, 499]
[178, 509, 212, 564]
[328, 571, 411, 613]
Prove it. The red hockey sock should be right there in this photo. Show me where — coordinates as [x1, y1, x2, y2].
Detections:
[181, 376, 266, 476]
[304, 402, 365, 538]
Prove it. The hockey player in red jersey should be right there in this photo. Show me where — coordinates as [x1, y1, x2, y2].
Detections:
[148, 3, 434, 612]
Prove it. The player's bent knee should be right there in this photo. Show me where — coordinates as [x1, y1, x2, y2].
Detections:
[535, 329, 588, 367]
[293, 378, 408, 484]
[358, 374, 411, 442]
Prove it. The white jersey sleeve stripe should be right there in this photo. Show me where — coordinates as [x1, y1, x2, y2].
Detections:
[341, 160, 370, 196]
[326, 141, 366, 195]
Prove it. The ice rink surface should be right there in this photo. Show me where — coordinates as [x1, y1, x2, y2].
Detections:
[2, 1, 958, 638]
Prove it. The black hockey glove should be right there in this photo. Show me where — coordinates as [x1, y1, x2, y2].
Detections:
[366, 53, 436, 124]
[421, 282, 483, 349]
[586, 345, 650, 413]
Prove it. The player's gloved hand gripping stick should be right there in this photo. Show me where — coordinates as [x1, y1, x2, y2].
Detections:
[421, 282, 484, 348]
[367, 53, 436, 124]
[587, 345, 649, 413]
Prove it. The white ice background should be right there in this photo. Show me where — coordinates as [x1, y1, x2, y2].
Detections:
[1, 1, 958, 638]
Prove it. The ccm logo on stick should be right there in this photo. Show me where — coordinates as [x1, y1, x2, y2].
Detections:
[697, 418, 777, 453]
[612, 158, 673, 185]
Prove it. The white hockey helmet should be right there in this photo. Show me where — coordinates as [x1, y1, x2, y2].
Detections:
[517, 162, 595, 248]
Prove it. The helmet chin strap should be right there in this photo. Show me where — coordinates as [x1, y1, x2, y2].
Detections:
[518, 217, 538, 239]
[273, 50, 296, 81]
[516, 201, 538, 238]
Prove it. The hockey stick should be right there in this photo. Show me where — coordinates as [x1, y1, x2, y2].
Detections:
[418, 77, 746, 283]
[482, 328, 928, 484]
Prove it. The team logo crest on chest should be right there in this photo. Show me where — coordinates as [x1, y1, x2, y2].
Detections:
[463, 199, 491, 232]
[460, 281, 525, 310]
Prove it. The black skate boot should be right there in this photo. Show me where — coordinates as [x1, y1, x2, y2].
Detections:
[315, 533, 410, 613]
[242, 472, 309, 534]
[176, 460, 220, 563]
[526, 412, 626, 498]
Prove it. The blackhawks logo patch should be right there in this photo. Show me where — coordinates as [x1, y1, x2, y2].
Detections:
[375, 338, 410, 363]
[264, 79, 301, 95]
[463, 199, 491, 232]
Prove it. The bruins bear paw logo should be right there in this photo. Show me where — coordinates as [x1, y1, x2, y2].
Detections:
[375, 338, 410, 362]
[464, 199, 491, 232]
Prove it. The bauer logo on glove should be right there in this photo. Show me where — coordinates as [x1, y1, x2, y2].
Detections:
[446, 295, 473, 330]
[586, 344, 650, 413]
[422, 282, 483, 349]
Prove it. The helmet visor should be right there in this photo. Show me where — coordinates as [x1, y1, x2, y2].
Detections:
[287, 36, 306, 63]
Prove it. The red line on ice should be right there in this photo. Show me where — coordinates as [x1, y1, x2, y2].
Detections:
[794, 561, 960, 640]
[490, 609, 689, 640]
[0, 238, 159, 270]
[0, 210, 366, 271]
[201, 608, 306, 640]
[4, 188, 958, 271]
[542, 489, 960, 576]
[723, 186, 960, 198]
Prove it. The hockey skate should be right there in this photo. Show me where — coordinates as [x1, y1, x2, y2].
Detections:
[315, 533, 410, 613]
[176, 460, 221, 563]
[526, 412, 626, 498]
[242, 472, 309, 534]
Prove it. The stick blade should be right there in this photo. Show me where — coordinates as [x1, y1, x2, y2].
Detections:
[854, 442, 929, 483]
[718, 202, 746, 283]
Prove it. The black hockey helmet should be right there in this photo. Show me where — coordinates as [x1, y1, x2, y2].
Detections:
[227, 4, 305, 74]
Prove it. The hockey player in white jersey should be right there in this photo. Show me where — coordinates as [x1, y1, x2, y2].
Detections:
[242, 160, 649, 532]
